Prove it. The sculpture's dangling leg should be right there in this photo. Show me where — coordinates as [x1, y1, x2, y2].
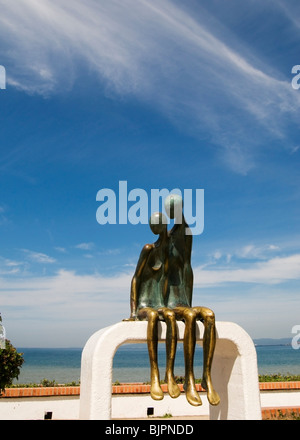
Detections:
[162, 308, 181, 399]
[178, 308, 202, 406]
[199, 308, 220, 406]
[147, 309, 164, 400]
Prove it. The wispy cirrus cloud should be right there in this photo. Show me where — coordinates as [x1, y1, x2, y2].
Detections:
[0, 257, 25, 275]
[194, 254, 300, 287]
[209, 243, 281, 264]
[0, 268, 132, 345]
[75, 242, 95, 251]
[1, 250, 299, 343]
[1, 0, 300, 173]
[0, 268, 131, 323]
[21, 249, 56, 264]
[1, 252, 299, 313]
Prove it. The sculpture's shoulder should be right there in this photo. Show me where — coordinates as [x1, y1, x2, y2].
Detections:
[134, 244, 154, 272]
[142, 243, 154, 253]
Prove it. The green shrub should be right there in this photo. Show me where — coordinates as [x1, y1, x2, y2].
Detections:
[258, 374, 300, 382]
[0, 339, 24, 395]
[40, 378, 58, 387]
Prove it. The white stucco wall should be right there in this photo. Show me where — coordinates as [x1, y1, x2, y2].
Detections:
[0, 391, 299, 420]
[79, 321, 262, 420]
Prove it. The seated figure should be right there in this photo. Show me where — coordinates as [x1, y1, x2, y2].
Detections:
[124, 212, 180, 401]
[165, 194, 220, 407]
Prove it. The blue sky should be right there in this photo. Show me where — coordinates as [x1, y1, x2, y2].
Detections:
[0, 0, 300, 347]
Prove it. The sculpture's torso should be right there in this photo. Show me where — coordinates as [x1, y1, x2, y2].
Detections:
[167, 223, 193, 308]
[137, 244, 166, 310]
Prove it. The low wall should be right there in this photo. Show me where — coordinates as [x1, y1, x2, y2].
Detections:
[0, 382, 299, 420]
[79, 321, 262, 420]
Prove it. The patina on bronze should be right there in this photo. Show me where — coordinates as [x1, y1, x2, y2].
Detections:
[165, 194, 220, 407]
[124, 195, 220, 407]
[124, 212, 181, 401]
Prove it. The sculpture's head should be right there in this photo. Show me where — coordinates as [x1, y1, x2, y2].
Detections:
[149, 212, 167, 235]
[164, 194, 183, 220]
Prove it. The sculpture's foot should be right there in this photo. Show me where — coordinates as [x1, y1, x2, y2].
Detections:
[184, 380, 202, 406]
[166, 375, 181, 399]
[201, 377, 220, 406]
[150, 380, 164, 401]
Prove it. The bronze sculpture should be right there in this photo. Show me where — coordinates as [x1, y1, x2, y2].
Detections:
[164, 194, 220, 407]
[125, 194, 220, 407]
[124, 212, 181, 401]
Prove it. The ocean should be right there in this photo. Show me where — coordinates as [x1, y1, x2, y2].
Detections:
[14, 341, 300, 385]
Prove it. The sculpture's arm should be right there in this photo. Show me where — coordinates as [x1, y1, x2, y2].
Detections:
[184, 263, 194, 307]
[128, 244, 152, 320]
[162, 242, 169, 304]
[184, 225, 194, 306]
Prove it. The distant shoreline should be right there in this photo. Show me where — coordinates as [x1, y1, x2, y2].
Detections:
[13, 342, 299, 385]
[16, 337, 294, 350]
